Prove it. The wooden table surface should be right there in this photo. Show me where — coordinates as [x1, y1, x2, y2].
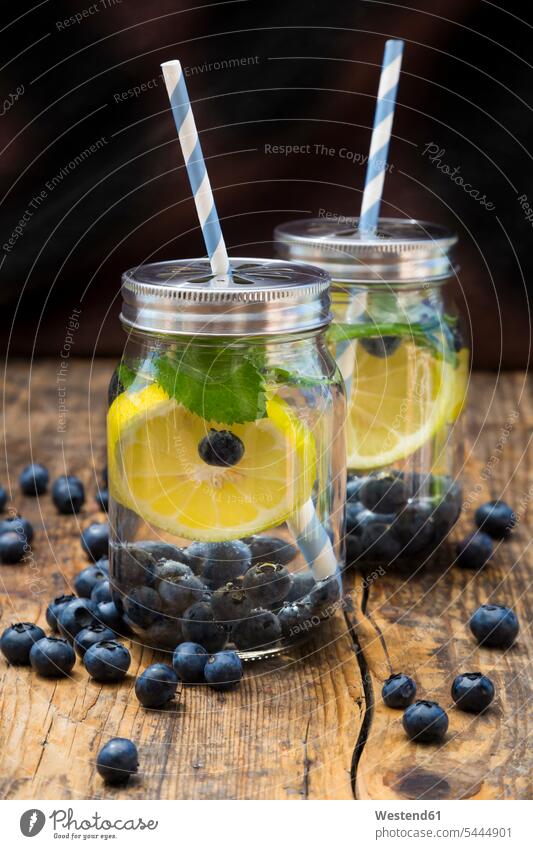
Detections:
[0, 361, 531, 800]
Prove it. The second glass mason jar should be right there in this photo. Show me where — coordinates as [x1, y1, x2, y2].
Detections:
[275, 218, 469, 569]
[108, 258, 346, 656]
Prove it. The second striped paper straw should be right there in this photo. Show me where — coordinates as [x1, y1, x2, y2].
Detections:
[161, 60, 230, 276]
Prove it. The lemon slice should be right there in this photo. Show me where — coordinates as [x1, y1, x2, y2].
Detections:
[108, 385, 316, 541]
[450, 348, 469, 422]
[346, 341, 455, 471]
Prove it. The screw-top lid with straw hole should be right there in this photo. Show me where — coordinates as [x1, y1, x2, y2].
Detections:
[274, 217, 458, 283]
[120, 257, 331, 336]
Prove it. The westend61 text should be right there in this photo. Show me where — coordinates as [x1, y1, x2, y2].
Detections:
[375, 809, 441, 821]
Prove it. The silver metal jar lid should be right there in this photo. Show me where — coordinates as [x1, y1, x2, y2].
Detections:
[274, 217, 458, 283]
[120, 257, 331, 337]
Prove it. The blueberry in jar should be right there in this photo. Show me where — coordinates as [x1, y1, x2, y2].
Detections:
[469, 604, 519, 648]
[474, 500, 516, 540]
[211, 582, 251, 623]
[46, 594, 77, 631]
[0, 515, 33, 543]
[232, 608, 282, 651]
[96, 737, 138, 785]
[74, 623, 116, 658]
[200, 540, 252, 590]
[451, 672, 495, 713]
[245, 535, 298, 567]
[402, 700, 449, 743]
[29, 636, 76, 677]
[1, 622, 46, 665]
[286, 570, 316, 603]
[346, 475, 364, 503]
[307, 576, 341, 615]
[57, 598, 99, 642]
[81, 522, 109, 562]
[243, 562, 293, 607]
[359, 332, 401, 359]
[360, 520, 401, 563]
[381, 673, 417, 709]
[172, 641, 208, 683]
[19, 463, 49, 496]
[135, 663, 179, 708]
[198, 429, 245, 467]
[74, 562, 109, 598]
[277, 600, 314, 639]
[84, 640, 131, 682]
[346, 501, 370, 535]
[204, 650, 243, 690]
[123, 586, 162, 629]
[157, 572, 206, 615]
[154, 559, 193, 585]
[359, 474, 408, 514]
[52, 475, 85, 514]
[391, 502, 436, 555]
[181, 601, 227, 653]
[455, 532, 493, 569]
[0, 531, 28, 564]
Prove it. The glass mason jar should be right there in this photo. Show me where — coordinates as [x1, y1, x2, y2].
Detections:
[108, 258, 346, 657]
[274, 218, 469, 569]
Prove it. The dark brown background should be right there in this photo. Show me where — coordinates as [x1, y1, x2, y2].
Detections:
[1, 0, 532, 368]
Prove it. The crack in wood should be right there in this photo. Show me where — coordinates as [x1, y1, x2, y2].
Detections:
[343, 595, 374, 801]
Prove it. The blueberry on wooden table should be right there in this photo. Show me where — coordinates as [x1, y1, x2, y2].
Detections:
[382, 673, 417, 709]
[90, 580, 112, 604]
[469, 604, 519, 648]
[84, 640, 131, 682]
[29, 637, 76, 677]
[0, 531, 28, 563]
[172, 641, 208, 683]
[135, 663, 179, 708]
[1, 622, 46, 664]
[46, 594, 77, 631]
[455, 532, 493, 569]
[74, 562, 109, 598]
[80, 522, 109, 562]
[402, 700, 449, 743]
[0, 485, 7, 512]
[57, 598, 99, 642]
[96, 738, 138, 785]
[74, 623, 116, 658]
[52, 475, 85, 514]
[451, 672, 495, 713]
[0, 516, 34, 543]
[19, 463, 49, 496]
[95, 487, 109, 512]
[95, 600, 127, 633]
[204, 650, 243, 690]
[475, 500, 516, 539]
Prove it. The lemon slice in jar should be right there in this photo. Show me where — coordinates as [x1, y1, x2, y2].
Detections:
[346, 342, 456, 471]
[108, 386, 316, 541]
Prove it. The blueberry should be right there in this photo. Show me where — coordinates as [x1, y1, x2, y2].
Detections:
[204, 650, 243, 690]
[359, 333, 401, 359]
[198, 429, 244, 467]
[469, 604, 519, 648]
[96, 737, 138, 785]
[243, 562, 293, 607]
[451, 672, 495, 713]
[123, 586, 162, 629]
[95, 487, 109, 512]
[0, 531, 28, 563]
[0, 516, 33, 543]
[359, 475, 408, 514]
[172, 641, 208, 683]
[57, 598, 99, 642]
[29, 636, 76, 677]
[346, 475, 363, 503]
[382, 673, 417, 709]
[200, 541, 252, 590]
[52, 475, 85, 514]
[1, 622, 46, 664]
[143, 617, 183, 651]
[91, 580, 112, 604]
[135, 663, 179, 708]
[360, 520, 401, 563]
[116, 541, 186, 586]
[277, 600, 314, 639]
[84, 640, 131, 682]
[0, 486, 7, 512]
[155, 560, 193, 584]
[182, 541, 210, 576]
[475, 500, 516, 539]
[307, 576, 342, 615]
[455, 532, 493, 569]
[96, 600, 127, 633]
[46, 594, 77, 631]
[81, 522, 109, 562]
[402, 700, 449, 743]
[391, 501, 436, 555]
[19, 463, 49, 496]
[74, 562, 109, 598]
[346, 501, 369, 535]
[182, 602, 227, 652]
[74, 623, 116, 658]
[211, 582, 251, 623]
[245, 535, 298, 567]
[157, 572, 206, 615]
[286, 570, 316, 603]
[232, 608, 281, 651]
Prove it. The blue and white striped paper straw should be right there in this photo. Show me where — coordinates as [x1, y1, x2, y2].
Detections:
[359, 39, 404, 236]
[289, 499, 339, 580]
[161, 60, 230, 276]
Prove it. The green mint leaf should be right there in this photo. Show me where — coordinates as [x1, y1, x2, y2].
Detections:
[117, 362, 137, 390]
[154, 345, 267, 424]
